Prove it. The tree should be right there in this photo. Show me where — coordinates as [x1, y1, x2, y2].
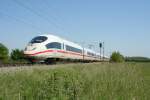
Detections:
[10, 49, 24, 61]
[0, 43, 9, 63]
[110, 51, 125, 62]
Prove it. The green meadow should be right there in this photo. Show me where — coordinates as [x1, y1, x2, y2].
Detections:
[0, 62, 149, 100]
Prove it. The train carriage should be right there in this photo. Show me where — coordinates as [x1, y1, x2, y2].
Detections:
[24, 34, 108, 63]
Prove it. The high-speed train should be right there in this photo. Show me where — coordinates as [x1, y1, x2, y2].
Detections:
[24, 34, 108, 63]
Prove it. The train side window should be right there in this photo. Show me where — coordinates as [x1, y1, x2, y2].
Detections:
[62, 43, 64, 50]
[66, 45, 82, 53]
[46, 42, 61, 49]
[87, 52, 95, 56]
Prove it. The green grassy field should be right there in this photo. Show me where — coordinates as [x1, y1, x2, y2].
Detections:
[0, 62, 149, 100]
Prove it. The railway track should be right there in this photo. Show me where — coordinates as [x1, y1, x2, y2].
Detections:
[0, 63, 34, 68]
[0, 59, 108, 68]
[0, 61, 81, 68]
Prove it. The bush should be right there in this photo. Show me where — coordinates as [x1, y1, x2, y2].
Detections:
[110, 51, 125, 62]
[10, 49, 25, 61]
[0, 43, 9, 63]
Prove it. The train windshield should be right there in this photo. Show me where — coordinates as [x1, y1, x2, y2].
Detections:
[30, 36, 47, 43]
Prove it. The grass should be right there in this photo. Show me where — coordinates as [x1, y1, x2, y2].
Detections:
[0, 62, 149, 100]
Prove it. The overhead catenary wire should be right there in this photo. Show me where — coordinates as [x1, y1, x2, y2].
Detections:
[0, 10, 42, 32]
[41, 0, 73, 35]
[40, 0, 66, 24]
[12, 0, 69, 34]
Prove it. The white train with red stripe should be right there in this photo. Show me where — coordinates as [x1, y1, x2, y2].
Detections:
[24, 34, 107, 63]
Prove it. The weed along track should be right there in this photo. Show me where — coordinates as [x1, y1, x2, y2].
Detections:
[0, 61, 98, 68]
[0, 62, 64, 68]
[0, 62, 92, 72]
[0, 63, 33, 68]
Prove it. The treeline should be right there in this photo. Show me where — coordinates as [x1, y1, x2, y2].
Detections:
[0, 43, 27, 64]
[125, 57, 150, 62]
[110, 52, 150, 63]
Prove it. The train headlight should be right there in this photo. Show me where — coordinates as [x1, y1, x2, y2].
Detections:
[25, 47, 27, 51]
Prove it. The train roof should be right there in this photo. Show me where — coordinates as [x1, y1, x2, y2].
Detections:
[84, 48, 96, 53]
[39, 34, 82, 49]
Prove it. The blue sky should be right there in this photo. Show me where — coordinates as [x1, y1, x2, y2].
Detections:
[0, 0, 149, 57]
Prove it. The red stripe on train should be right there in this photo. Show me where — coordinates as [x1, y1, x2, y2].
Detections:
[25, 49, 82, 56]
[25, 50, 54, 56]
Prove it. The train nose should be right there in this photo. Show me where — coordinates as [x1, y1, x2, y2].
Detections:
[25, 44, 36, 50]
[25, 47, 36, 51]
[23, 44, 38, 56]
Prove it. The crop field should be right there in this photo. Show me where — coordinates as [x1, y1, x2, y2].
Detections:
[0, 62, 149, 100]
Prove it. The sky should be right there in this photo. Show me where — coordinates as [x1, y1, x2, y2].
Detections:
[0, 0, 149, 57]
